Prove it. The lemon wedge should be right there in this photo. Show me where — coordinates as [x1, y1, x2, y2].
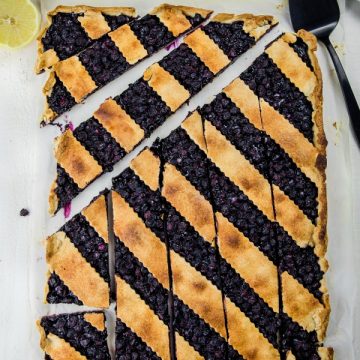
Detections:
[0, 0, 40, 48]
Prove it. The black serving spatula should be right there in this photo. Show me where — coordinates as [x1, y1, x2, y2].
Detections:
[289, 0, 360, 146]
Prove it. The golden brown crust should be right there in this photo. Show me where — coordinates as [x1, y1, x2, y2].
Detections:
[212, 13, 278, 40]
[35, 5, 136, 74]
[46, 232, 110, 308]
[35, 6, 136, 74]
[84, 313, 106, 332]
[112, 191, 170, 288]
[151, 4, 212, 31]
[226, 299, 280, 360]
[81, 194, 109, 243]
[116, 276, 171, 360]
[286, 348, 333, 359]
[109, 25, 148, 65]
[144, 64, 190, 112]
[170, 249, 227, 338]
[181, 111, 207, 153]
[216, 212, 279, 312]
[42, 71, 58, 124]
[78, 11, 111, 40]
[162, 163, 216, 244]
[175, 333, 204, 360]
[130, 148, 160, 191]
[54, 57, 97, 103]
[54, 130, 102, 189]
[184, 29, 230, 75]
[48, 178, 59, 216]
[93, 98, 144, 153]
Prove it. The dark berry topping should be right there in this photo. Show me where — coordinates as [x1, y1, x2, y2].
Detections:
[40, 312, 110, 360]
[115, 319, 161, 360]
[115, 238, 170, 324]
[172, 295, 243, 359]
[73, 117, 126, 172]
[266, 139, 318, 222]
[200, 93, 270, 176]
[47, 76, 76, 116]
[276, 224, 323, 300]
[42, 13, 91, 60]
[20, 208, 29, 216]
[115, 79, 172, 136]
[61, 213, 109, 283]
[241, 54, 314, 142]
[103, 14, 135, 31]
[55, 165, 81, 211]
[185, 13, 206, 27]
[78, 36, 130, 87]
[159, 44, 214, 95]
[130, 15, 175, 55]
[289, 37, 313, 71]
[203, 21, 255, 60]
[46, 272, 83, 305]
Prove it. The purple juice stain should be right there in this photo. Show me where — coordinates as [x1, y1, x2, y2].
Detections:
[64, 202, 71, 218]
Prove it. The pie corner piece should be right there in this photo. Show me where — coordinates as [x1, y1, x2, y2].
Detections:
[45, 191, 110, 308]
[37, 311, 110, 359]
[35, 5, 137, 74]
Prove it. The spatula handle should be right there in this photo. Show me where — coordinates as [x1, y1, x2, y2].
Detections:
[322, 37, 360, 147]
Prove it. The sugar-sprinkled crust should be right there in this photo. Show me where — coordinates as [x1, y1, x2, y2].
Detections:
[35, 5, 136, 73]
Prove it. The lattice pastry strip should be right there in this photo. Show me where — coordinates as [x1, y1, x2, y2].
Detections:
[41, 4, 214, 124]
[48, 12, 278, 214]
[35, 5, 137, 74]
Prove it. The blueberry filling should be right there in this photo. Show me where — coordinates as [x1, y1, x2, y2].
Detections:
[78, 35, 130, 87]
[200, 93, 318, 222]
[40, 312, 110, 360]
[129, 15, 175, 55]
[115, 319, 161, 360]
[113, 170, 280, 346]
[103, 14, 135, 31]
[46, 272, 83, 305]
[281, 314, 320, 360]
[185, 13, 205, 27]
[172, 295, 243, 360]
[276, 224, 323, 300]
[240, 54, 314, 142]
[159, 44, 214, 95]
[115, 238, 170, 324]
[115, 79, 172, 136]
[45, 355, 53, 360]
[289, 37, 313, 71]
[55, 165, 81, 211]
[47, 75, 76, 116]
[203, 21, 255, 60]
[200, 93, 270, 176]
[266, 140, 318, 223]
[42, 12, 91, 60]
[73, 117, 126, 172]
[61, 213, 110, 283]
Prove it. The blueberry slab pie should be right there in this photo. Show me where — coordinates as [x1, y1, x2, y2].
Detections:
[37, 311, 110, 359]
[48, 12, 278, 214]
[45, 192, 110, 308]
[36, 5, 137, 74]
[109, 30, 332, 359]
[41, 4, 214, 124]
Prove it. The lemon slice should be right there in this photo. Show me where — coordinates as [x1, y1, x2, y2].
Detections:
[0, 0, 40, 48]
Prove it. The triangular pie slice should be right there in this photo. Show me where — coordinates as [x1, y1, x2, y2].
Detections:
[36, 5, 137, 73]
[44, 192, 110, 308]
[37, 311, 110, 360]
[48, 12, 278, 214]
[41, 4, 213, 124]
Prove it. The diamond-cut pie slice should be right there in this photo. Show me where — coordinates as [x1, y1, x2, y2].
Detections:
[45, 192, 110, 308]
[41, 4, 213, 124]
[36, 5, 137, 73]
[37, 311, 110, 360]
[48, 12, 278, 214]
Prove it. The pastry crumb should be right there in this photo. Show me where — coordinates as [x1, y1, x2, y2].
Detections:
[333, 122, 337, 129]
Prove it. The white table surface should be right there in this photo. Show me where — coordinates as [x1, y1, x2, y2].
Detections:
[0, 0, 359, 358]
